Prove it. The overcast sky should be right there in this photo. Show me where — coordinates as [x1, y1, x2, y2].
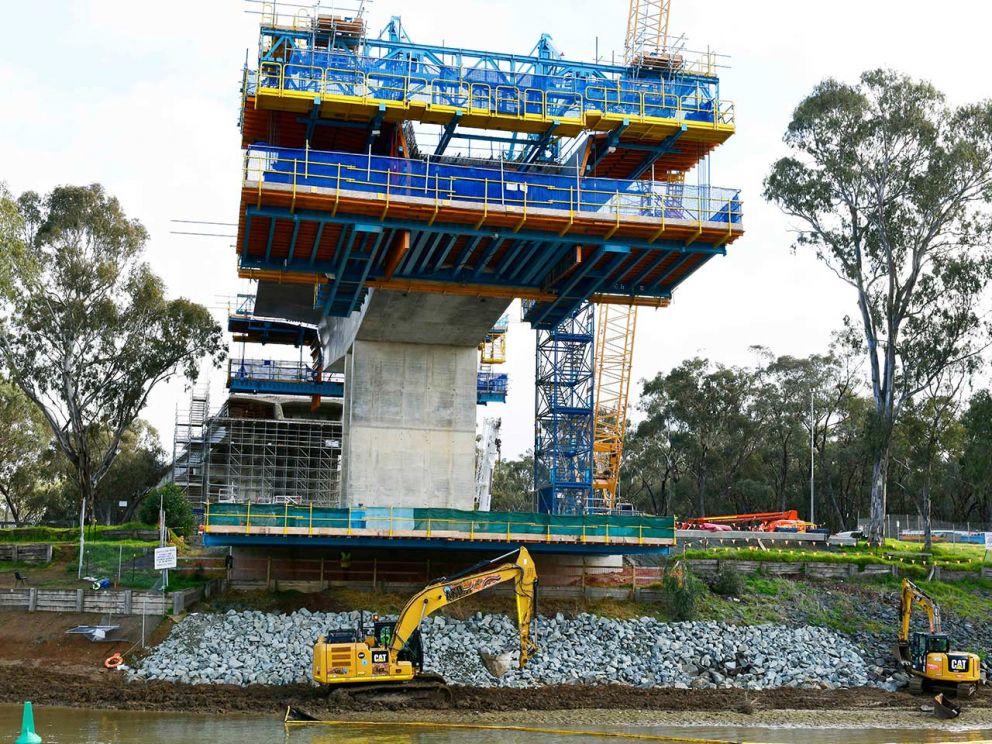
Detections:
[2, 0, 990, 459]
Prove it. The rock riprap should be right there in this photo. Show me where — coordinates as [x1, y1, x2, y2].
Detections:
[133, 609, 871, 689]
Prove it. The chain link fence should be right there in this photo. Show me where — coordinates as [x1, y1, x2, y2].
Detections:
[858, 513, 991, 543]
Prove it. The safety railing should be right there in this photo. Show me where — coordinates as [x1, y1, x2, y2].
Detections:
[203, 502, 677, 543]
[243, 145, 743, 227]
[477, 369, 508, 395]
[248, 59, 734, 129]
[228, 358, 343, 386]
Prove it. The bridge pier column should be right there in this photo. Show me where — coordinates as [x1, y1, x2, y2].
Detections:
[342, 339, 478, 509]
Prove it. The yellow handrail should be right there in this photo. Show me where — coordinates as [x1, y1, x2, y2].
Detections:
[252, 61, 735, 127]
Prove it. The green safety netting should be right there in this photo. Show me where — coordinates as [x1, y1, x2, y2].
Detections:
[206, 504, 674, 540]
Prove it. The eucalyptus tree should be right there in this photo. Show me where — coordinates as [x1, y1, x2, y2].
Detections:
[765, 70, 992, 545]
[0, 184, 224, 523]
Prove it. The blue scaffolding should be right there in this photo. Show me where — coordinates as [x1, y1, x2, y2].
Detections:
[534, 301, 595, 514]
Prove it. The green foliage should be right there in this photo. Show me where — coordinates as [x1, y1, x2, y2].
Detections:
[0, 380, 57, 525]
[961, 391, 992, 525]
[0, 522, 156, 544]
[0, 184, 225, 522]
[138, 484, 194, 538]
[53, 420, 166, 524]
[490, 453, 535, 512]
[661, 568, 704, 621]
[708, 564, 744, 598]
[764, 70, 992, 544]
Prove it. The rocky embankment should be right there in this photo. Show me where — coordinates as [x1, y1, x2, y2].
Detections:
[135, 609, 883, 690]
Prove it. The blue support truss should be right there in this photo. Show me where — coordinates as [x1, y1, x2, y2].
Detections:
[534, 301, 595, 514]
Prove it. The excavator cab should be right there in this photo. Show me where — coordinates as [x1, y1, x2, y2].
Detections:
[373, 621, 424, 671]
[910, 632, 949, 670]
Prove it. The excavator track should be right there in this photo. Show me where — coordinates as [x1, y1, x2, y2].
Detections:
[325, 673, 453, 706]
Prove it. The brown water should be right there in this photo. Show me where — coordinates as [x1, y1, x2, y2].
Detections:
[3, 705, 992, 744]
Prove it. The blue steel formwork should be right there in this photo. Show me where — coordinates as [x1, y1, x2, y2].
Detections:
[534, 302, 596, 514]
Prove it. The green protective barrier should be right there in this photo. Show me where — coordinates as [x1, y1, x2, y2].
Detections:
[206, 503, 675, 541]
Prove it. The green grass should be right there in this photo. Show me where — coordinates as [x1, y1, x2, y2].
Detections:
[682, 538, 988, 573]
[0, 522, 161, 545]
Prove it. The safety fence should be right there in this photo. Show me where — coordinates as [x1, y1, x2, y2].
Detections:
[205, 503, 676, 545]
[477, 369, 508, 401]
[248, 55, 733, 128]
[858, 513, 991, 542]
[245, 146, 743, 226]
[228, 358, 342, 387]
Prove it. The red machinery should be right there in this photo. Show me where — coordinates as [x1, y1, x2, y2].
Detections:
[680, 510, 815, 532]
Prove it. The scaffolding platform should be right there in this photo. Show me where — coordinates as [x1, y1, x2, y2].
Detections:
[245, 21, 734, 161]
[203, 502, 675, 555]
[227, 359, 344, 397]
[237, 146, 742, 328]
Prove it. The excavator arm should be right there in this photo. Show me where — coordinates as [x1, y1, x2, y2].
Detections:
[388, 546, 538, 668]
[900, 578, 941, 643]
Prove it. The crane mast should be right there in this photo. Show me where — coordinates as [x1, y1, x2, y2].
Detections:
[592, 303, 637, 510]
[624, 0, 672, 65]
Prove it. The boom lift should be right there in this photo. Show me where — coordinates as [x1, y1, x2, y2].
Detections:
[311, 547, 538, 701]
[897, 578, 980, 697]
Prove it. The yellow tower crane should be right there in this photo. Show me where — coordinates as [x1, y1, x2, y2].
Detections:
[624, 0, 672, 66]
[593, 304, 638, 510]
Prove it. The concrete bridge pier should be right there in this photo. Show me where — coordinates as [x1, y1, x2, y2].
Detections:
[321, 290, 509, 510]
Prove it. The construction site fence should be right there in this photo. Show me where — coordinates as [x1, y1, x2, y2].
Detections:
[248, 54, 732, 125]
[858, 513, 991, 541]
[205, 503, 676, 542]
[245, 145, 743, 226]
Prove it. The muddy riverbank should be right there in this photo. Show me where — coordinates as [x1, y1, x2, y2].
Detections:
[3, 663, 991, 718]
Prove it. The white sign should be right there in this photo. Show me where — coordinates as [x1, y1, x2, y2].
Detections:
[154, 546, 177, 570]
[985, 532, 992, 550]
[118, 501, 128, 508]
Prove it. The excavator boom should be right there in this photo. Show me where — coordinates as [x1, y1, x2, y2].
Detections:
[899, 579, 941, 642]
[312, 546, 538, 690]
[388, 547, 538, 667]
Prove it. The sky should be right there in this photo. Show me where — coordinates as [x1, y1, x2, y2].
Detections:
[1, 0, 991, 459]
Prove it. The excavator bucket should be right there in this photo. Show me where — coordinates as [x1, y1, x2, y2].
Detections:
[479, 650, 514, 678]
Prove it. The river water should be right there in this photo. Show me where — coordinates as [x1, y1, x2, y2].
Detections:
[3, 705, 992, 744]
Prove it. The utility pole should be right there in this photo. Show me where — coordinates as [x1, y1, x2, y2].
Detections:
[809, 390, 815, 525]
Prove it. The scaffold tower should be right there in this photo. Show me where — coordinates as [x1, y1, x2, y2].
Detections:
[534, 302, 596, 514]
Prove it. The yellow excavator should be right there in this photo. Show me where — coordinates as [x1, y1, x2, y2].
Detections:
[897, 578, 981, 697]
[310, 546, 538, 702]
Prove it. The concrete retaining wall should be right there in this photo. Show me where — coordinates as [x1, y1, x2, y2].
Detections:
[0, 543, 53, 563]
[0, 579, 226, 616]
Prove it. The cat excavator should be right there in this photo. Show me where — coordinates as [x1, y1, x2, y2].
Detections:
[309, 546, 538, 703]
[897, 578, 981, 697]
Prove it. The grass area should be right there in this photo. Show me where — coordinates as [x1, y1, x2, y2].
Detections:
[0, 522, 161, 545]
[682, 537, 988, 573]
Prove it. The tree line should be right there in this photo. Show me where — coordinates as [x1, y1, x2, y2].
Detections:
[492, 345, 992, 538]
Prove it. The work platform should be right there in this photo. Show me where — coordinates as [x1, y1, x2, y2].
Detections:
[228, 358, 343, 397]
[245, 20, 733, 163]
[203, 502, 675, 555]
[237, 146, 742, 328]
